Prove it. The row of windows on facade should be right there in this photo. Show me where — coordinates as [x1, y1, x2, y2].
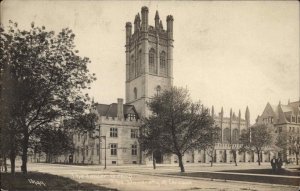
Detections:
[263, 116, 300, 124]
[130, 49, 167, 78]
[275, 126, 300, 133]
[133, 85, 161, 100]
[77, 128, 139, 142]
[217, 128, 248, 144]
[77, 144, 138, 156]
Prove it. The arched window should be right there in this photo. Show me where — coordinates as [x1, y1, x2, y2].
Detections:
[232, 129, 239, 144]
[160, 51, 167, 75]
[137, 50, 142, 76]
[217, 128, 222, 142]
[134, 87, 137, 100]
[156, 85, 161, 95]
[223, 128, 231, 143]
[130, 55, 134, 79]
[149, 48, 156, 74]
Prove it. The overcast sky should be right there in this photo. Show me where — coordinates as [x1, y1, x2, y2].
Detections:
[2, 1, 299, 123]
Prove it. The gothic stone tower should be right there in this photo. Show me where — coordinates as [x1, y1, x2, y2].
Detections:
[125, 7, 174, 117]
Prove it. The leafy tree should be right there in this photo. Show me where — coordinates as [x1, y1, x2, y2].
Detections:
[276, 131, 299, 165]
[139, 117, 164, 169]
[35, 126, 74, 163]
[204, 125, 220, 167]
[63, 112, 98, 163]
[240, 124, 273, 165]
[0, 21, 96, 174]
[140, 87, 214, 172]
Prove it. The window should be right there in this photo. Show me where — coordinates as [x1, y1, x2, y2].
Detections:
[132, 145, 137, 155]
[130, 55, 134, 78]
[134, 87, 137, 100]
[131, 129, 138, 138]
[278, 127, 282, 133]
[223, 128, 231, 143]
[232, 129, 239, 144]
[77, 146, 80, 156]
[96, 144, 100, 156]
[128, 113, 136, 121]
[89, 131, 93, 138]
[149, 48, 156, 74]
[160, 51, 167, 75]
[91, 146, 94, 155]
[156, 85, 161, 95]
[137, 50, 141, 76]
[110, 128, 118, 137]
[110, 144, 117, 156]
[78, 134, 80, 142]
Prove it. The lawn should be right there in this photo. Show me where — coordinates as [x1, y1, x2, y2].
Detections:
[1, 172, 118, 190]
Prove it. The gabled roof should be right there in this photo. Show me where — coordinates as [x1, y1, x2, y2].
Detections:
[258, 100, 300, 125]
[95, 103, 139, 118]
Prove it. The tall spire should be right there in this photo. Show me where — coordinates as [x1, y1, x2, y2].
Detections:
[211, 105, 214, 118]
[245, 106, 250, 128]
[155, 10, 160, 29]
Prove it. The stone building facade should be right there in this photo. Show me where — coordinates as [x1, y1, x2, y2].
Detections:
[125, 7, 173, 117]
[58, 6, 278, 165]
[256, 100, 300, 163]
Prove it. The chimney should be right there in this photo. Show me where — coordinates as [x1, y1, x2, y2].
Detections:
[117, 98, 124, 119]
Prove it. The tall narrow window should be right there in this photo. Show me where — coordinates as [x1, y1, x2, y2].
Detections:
[136, 50, 141, 76]
[223, 128, 231, 143]
[156, 85, 161, 95]
[232, 129, 239, 144]
[111, 144, 117, 156]
[149, 48, 156, 74]
[160, 51, 167, 75]
[130, 55, 134, 79]
[132, 145, 137, 155]
[134, 87, 137, 100]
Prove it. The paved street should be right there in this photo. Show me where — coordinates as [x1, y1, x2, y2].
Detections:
[23, 162, 299, 191]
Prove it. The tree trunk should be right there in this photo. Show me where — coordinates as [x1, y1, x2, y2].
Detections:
[4, 156, 8, 173]
[210, 157, 213, 167]
[153, 158, 156, 169]
[257, 151, 261, 166]
[233, 150, 237, 166]
[296, 152, 299, 165]
[177, 153, 185, 173]
[21, 132, 29, 174]
[9, 154, 15, 174]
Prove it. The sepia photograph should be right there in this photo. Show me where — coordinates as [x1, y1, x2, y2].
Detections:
[0, 0, 299, 190]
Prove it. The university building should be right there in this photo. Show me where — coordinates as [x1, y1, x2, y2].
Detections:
[57, 7, 278, 165]
[256, 100, 300, 163]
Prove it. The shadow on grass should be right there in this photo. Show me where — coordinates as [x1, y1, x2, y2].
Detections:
[1, 172, 118, 190]
[219, 168, 300, 176]
[170, 170, 300, 186]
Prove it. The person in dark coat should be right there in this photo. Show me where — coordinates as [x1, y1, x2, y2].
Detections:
[270, 156, 277, 173]
[277, 157, 283, 171]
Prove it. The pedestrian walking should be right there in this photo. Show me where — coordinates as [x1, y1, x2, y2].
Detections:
[277, 157, 283, 171]
[270, 156, 277, 173]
